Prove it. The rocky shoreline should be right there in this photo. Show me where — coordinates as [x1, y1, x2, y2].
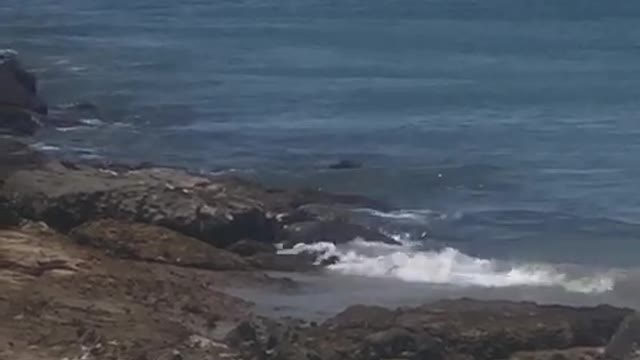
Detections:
[1, 52, 639, 360]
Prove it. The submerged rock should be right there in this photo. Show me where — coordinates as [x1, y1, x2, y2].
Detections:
[327, 159, 363, 170]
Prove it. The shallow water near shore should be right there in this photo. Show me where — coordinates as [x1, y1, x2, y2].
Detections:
[3, 0, 640, 308]
[227, 268, 640, 321]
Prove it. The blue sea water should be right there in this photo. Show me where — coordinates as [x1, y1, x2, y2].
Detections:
[2, 0, 640, 274]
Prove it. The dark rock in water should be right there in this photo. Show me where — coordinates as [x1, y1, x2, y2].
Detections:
[0, 50, 47, 136]
[294, 203, 354, 222]
[247, 253, 317, 272]
[604, 312, 640, 360]
[289, 188, 391, 211]
[231, 299, 631, 360]
[0, 50, 46, 113]
[226, 238, 276, 257]
[327, 159, 362, 170]
[70, 219, 251, 270]
[0, 108, 41, 136]
[282, 219, 398, 247]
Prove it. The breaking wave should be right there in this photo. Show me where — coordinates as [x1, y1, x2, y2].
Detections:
[279, 238, 616, 294]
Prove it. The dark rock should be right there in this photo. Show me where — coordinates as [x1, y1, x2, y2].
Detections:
[294, 203, 353, 222]
[288, 188, 391, 211]
[0, 137, 47, 183]
[327, 304, 397, 330]
[604, 312, 640, 360]
[225, 320, 258, 346]
[0, 50, 47, 136]
[234, 299, 631, 360]
[69, 219, 251, 270]
[282, 219, 398, 247]
[1, 167, 279, 248]
[225, 239, 276, 257]
[247, 253, 317, 272]
[318, 255, 340, 266]
[0, 50, 46, 114]
[363, 327, 417, 356]
[510, 347, 604, 360]
[0, 198, 21, 228]
[0, 108, 41, 136]
[328, 160, 362, 170]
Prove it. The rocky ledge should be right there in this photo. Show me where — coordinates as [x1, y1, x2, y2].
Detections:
[2, 52, 640, 360]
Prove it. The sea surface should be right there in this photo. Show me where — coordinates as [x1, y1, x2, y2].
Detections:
[3, 0, 640, 308]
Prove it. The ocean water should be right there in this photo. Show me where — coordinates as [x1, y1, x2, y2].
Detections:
[3, 0, 640, 301]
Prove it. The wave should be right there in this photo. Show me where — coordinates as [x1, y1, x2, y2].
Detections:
[279, 239, 616, 294]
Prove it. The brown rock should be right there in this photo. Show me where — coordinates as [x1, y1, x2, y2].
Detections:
[70, 219, 251, 271]
[1, 167, 279, 247]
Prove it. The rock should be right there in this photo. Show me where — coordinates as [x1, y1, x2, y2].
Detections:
[604, 312, 640, 360]
[70, 219, 251, 271]
[225, 239, 276, 257]
[235, 299, 631, 360]
[0, 226, 254, 360]
[1, 163, 397, 251]
[0, 50, 47, 136]
[364, 327, 418, 355]
[288, 188, 391, 211]
[0, 107, 41, 136]
[327, 160, 362, 170]
[510, 347, 604, 360]
[225, 320, 258, 346]
[0, 137, 47, 183]
[0, 50, 46, 113]
[282, 219, 398, 247]
[0, 200, 21, 228]
[247, 253, 317, 272]
[1, 166, 279, 248]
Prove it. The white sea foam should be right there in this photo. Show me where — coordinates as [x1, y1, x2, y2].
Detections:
[279, 239, 616, 294]
[79, 118, 104, 126]
[32, 142, 61, 152]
